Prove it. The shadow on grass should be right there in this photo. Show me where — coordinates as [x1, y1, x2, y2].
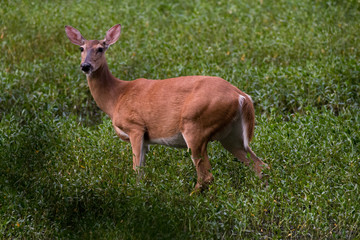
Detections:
[58, 191, 192, 239]
[0, 116, 191, 239]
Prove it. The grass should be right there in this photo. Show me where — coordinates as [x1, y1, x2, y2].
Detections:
[1, 0, 359, 239]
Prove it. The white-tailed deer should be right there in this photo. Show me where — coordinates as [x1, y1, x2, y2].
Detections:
[65, 24, 268, 191]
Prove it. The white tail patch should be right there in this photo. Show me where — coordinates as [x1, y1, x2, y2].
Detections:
[239, 95, 249, 149]
[239, 94, 245, 106]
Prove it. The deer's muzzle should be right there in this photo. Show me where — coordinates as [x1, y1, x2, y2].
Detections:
[80, 63, 92, 74]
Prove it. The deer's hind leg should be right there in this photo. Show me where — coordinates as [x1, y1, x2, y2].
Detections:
[219, 120, 268, 178]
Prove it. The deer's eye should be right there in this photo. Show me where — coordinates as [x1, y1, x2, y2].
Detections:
[79, 47, 84, 52]
[98, 47, 104, 53]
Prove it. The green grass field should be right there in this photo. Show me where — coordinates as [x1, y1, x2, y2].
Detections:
[1, 0, 359, 239]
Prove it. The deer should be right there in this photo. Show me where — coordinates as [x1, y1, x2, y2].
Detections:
[65, 24, 269, 192]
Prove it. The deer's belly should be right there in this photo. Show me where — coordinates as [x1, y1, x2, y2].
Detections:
[147, 133, 188, 148]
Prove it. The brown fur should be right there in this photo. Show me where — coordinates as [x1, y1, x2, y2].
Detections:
[65, 24, 268, 191]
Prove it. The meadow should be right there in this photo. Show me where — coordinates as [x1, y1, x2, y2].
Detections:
[1, 0, 359, 239]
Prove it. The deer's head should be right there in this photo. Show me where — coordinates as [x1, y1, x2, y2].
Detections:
[65, 24, 121, 75]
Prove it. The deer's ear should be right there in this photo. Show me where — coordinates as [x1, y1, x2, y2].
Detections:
[104, 24, 121, 47]
[65, 25, 85, 46]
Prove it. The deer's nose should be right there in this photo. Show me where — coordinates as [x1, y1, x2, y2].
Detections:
[80, 63, 92, 73]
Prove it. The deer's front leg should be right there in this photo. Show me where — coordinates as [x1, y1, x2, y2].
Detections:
[129, 131, 146, 172]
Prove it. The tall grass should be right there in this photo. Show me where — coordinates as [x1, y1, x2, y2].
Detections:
[1, 0, 359, 239]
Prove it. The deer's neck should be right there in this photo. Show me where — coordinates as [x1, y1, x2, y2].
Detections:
[86, 62, 124, 119]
